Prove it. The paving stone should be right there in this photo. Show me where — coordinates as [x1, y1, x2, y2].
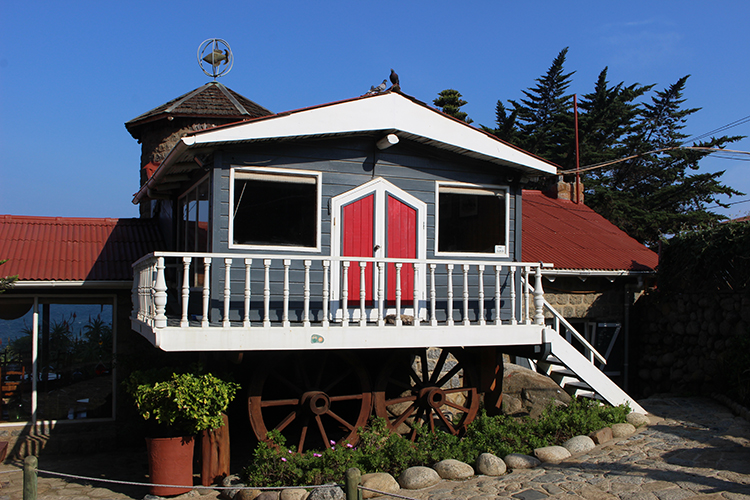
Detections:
[511, 489, 548, 500]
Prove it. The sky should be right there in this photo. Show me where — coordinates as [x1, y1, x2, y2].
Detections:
[1, 1, 749, 220]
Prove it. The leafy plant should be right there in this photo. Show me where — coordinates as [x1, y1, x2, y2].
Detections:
[242, 399, 630, 487]
[125, 367, 240, 436]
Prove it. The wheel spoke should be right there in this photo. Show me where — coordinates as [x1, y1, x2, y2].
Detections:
[384, 394, 417, 406]
[260, 397, 300, 408]
[408, 366, 422, 387]
[430, 349, 450, 384]
[329, 393, 364, 402]
[435, 408, 458, 435]
[314, 352, 328, 388]
[444, 399, 472, 414]
[434, 363, 462, 388]
[273, 370, 306, 397]
[390, 402, 417, 430]
[275, 410, 297, 432]
[420, 348, 429, 383]
[315, 415, 331, 448]
[323, 367, 353, 393]
[326, 409, 355, 431]
[428, 409, 436, 432]
[298, 416, 310, 453]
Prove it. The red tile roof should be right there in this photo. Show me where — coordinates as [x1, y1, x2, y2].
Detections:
[522, 190, 658, 272]
[0, 216, 163, 282]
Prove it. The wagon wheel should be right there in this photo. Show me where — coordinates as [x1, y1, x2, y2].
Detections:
[248, 351, 372, 453]
[373, 348, 480, 439]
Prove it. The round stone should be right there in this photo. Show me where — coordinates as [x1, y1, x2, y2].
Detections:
[280, 489, 309, 500]
[361, 472, 399, 499]
[611, 422, 637, 438]
[502, 453, 541, 469]
[398, 466, 441, 490]
[534, 445, 571, 463]
[433, 459, 474, 480]
[626, 412, 650, 427]
[475, 453, 507, 476]
[562, 435, 596, 454]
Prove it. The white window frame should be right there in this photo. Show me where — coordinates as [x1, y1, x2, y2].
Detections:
[434, 181, 510, 258]
[178, 174, 211, 253]
[229, 166, 322, 252]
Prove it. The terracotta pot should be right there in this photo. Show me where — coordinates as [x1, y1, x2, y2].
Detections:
[146, 436, 195, 496]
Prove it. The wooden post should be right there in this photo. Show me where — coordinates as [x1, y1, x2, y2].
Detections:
[345, 467, 362, 500]
[23, 455, 37, 500]
[201, 414, 230, 487]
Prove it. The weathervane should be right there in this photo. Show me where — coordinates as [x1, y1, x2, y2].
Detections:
[198, 38, 233, 79]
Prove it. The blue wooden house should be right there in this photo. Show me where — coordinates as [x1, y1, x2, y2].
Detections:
[125, 84, 644, 451]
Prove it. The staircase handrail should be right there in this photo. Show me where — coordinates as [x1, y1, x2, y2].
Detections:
[523, 279, 606, 365]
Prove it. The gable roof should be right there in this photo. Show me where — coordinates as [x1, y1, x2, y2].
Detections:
[134, 91, 559, 204]
[0, 216, 163, 284]
[125, 81, 273, 138]
[522, 190, 658, 274]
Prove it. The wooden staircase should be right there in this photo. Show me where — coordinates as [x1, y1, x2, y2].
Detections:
[536, 328, 646, 414]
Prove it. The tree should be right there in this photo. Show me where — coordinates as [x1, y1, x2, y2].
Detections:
[583, 76, 744, 246]
[0, 259, 17, 293]
[434, 89, 473, 123]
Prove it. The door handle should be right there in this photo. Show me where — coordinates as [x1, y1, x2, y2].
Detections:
[373, 244, 381, 252]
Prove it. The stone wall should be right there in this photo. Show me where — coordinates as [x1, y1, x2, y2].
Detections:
[629, 290, 750, 398]
[537, 277, 635, 322]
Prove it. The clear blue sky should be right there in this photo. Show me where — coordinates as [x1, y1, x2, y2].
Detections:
[1, 1, 748, 219]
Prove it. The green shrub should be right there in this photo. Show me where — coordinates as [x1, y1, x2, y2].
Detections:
[241, 398, 630, 487]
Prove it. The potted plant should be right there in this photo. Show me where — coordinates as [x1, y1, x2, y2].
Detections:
[125, 367, 240, 496]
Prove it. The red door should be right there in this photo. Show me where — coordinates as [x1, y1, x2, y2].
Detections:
[342, 192, 416, 305]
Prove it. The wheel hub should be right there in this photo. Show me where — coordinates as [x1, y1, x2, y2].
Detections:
[302, 391, 331, 415]
[419, 386, 446, 409]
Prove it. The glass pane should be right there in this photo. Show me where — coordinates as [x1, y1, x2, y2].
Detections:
[0, 299, 33, 421]
[35, 302, 114, 421]
[438, 191, 506, 253]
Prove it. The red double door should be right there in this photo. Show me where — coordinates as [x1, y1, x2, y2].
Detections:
[342, 192, 417, 305]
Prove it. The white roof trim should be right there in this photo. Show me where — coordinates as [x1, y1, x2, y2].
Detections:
[181, 93, 557, 175]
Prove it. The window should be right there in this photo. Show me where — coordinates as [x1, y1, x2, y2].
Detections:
[0, 297, 115, 422]
[436, 183, 508, 255]
[178, 176, 210, 254]
[232, 169, 320, 249]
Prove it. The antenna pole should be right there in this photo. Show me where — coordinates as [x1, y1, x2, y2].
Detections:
[574, 94, 581, 204]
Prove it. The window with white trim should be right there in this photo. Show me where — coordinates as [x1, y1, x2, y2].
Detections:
[436, 184, 508, 255]
[232, 169, 320, 249]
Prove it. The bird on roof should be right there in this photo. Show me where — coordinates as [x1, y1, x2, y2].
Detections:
[367, 79, 388, 95]
[390, 69, 400, 90]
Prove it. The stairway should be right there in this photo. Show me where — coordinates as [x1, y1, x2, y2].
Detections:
[536, 328, 646, 414]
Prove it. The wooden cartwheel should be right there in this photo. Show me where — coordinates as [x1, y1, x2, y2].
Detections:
[373, 348, 481, 439]
[248, 351, 372, 453]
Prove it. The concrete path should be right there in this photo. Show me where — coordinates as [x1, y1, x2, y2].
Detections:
[0, 396, 748, 500]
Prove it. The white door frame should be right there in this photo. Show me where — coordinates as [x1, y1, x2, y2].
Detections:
[330, 178, 427, 321]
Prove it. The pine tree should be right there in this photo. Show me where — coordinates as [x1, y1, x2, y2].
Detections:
[434, 89, 473, 123]
[0, 259, 17, 292]
[583, 76, 744, 246]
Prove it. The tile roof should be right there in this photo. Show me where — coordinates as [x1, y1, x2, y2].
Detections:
[0, 216, 163, 282]
[522, 190, 658, 272]
[125, 81, 272, 135]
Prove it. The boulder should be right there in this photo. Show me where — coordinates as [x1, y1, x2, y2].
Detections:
[360, 473, 399, 499]
[626, 412, 650, 427]
[475, 453, 506, 476]
[589, 427, 613, 445]
[235, 490, 263, 500]
[503, 453, 540, 469]
[398, 466, 441, 489]
[502, 363, 571, 419]
[562, 435, 595, 454]
[611, 423, 637, 438]
[280, 489, 309, 500]
[307, 484, 344, 500]
[221, 475, 246, 500]
[534, 445, 571, 463]
[433, 459, 474, 480]
[257, 492, 280, 500]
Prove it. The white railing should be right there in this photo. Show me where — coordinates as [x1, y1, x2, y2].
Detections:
[132, 252, 548, 330]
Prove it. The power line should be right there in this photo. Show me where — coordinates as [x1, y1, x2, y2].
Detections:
[684, 114, 750, 144]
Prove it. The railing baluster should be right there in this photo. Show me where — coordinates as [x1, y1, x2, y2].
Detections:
[412, 263, 420, 327]
[154, 257, 168, 329]
[429, 264, 437, 326]
[359, 261, 367, 327]
[394, 263, 403, 326]
[478, 264, 485, 326]
[462, 264, 470, 326]
[494, 265, 502, 326]
[322, 260, 330, 328]
[180, 257, 191, 327]
[342, 261, 350, 327]
[244, 259, 252, 327]
[377, 262, 385, 326]
[223, 258, 232, 328]
[446, 264, 454, 326]
[263, 259, 271, 327]
[523, 266, 531, 325]
[533, 265, 545, 326]
[283, 259, 291, 327]
[304, 260, 311, 327]
[202, 258, 211, 328]
[510, 266, 517, 325]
